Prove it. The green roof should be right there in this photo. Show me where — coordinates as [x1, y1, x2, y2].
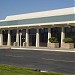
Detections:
[0, 14, 74, 26]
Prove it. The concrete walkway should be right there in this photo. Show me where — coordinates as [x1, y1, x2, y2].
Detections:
[0, 46, 75, 52]
[11, 47, 75, 52]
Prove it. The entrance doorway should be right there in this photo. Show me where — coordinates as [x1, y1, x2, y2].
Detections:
[39, 28, 48, 47]
[19, 29, 26, 46]
[51, 27, 61, 47]
[11, 30, 16, 46]
[3, 30, 8, 45]
[29, 29, 36, 46]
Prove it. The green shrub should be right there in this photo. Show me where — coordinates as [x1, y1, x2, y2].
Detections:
[49, 37, 58, 43]
[73, 38, 75, 42]
[63, 38, 73, 43]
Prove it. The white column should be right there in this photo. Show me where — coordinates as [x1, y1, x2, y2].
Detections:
[61, 27, 65, 44]
[7, 30, 11, 46]
[26, 29, 29, 47]
[20, 33, 22, 48]
[0, 30, 3, 46]
[16, 29, 19, 46]
[48, 28, 51, 43]
[36, 28, 39, 47]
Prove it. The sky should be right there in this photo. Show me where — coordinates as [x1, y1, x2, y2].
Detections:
[0, 0, 74, 20]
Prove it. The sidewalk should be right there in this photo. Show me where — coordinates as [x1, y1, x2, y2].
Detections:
[0, 46, 75, 52]
[11, 47, 75, 52]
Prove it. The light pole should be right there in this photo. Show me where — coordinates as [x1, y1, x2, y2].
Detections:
[20, 32, 22, 48]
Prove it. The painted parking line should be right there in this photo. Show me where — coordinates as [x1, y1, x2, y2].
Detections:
[5, 55, 24, 57]
[42, 58, 75, 63]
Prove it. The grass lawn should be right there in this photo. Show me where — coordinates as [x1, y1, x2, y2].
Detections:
[0, 64, 68, 75]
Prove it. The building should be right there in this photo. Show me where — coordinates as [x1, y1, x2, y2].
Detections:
[0, 7, 75, 48]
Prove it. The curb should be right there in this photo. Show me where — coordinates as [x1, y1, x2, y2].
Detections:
[11, 47, 75, 52]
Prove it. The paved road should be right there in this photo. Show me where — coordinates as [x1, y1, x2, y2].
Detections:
[0, 49, 75, 75]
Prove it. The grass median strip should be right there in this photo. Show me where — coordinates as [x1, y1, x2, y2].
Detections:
[0, 64, 68, 75]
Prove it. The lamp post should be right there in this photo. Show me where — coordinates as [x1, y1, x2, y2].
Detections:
[20, 32, 22, 48]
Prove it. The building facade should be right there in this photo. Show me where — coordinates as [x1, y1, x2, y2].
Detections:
[0, 7, 75, 48]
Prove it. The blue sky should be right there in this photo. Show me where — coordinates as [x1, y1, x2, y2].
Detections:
[0, 0, 74, 19]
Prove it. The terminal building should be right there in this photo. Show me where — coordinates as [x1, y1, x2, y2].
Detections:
[0, 7, 75, 48]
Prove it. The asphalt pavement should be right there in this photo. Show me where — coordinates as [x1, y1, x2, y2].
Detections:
[0, 49, 75, 75]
